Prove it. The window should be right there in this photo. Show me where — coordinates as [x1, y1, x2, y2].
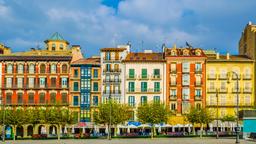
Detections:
[17, 93, 23, 104]
[141, 82, 147, 92]
[17, 64, 23, 74]
[128, 96, 135, 107]
[39, 93, 45, 104]
[129, 111, 135, 121]
[50, 93, 56, 104]
[195, 63, 202, 72]
[7, 64, 13, 74]
[93, 82, 98, 91]
[128, 82, 135, 92]
[106, 64, 111, 72]
[220, 81, 226, 91]
[170, 63, 176, 73]
[106, 52, 111, 60]
[40, 78, 46, 88]
[61, 93, 68, 104]
[182, 101, 191, 114]
[129, 69, 135, 78]
[60, 44, 64, 50]
[182, 62, 190, 72]
[51, 64, 57, 73]
[40, 64, 46, 74]
[141, 69, 147, 78]
[220, 69, 227, 79]
[93, 69, 98, 78]
[195, 89, 201, 97]
[17, 78, 23, 88]
[52, 43, 56, 51]
[51, 78, 56, 87]
[209, 81, 215, 90]
[93, 96, 98, 106]
[170, 76, 176, 85]
[195, 75, 201, 85]
[244, 82, 251, 92]
[209, 69, 215, 78]
[171, 103, 176, 111]
[28, 93, 34, 104]
[220, 95, 226, 105]
[73, 96, 79, 106]
[61, 78, 68, 88]
[244, 68, 251, 79]
[182, 74, 190, 86]
[73, 82, 79, 91]
[6, 93, 12, 104]
[141, 96, 147, 105]
[29, 64, 35, 74]
[74, 69, 79, 77]
[154, 96, 160, 103]
[62, 64, 68, 73]
[170, 89, 177, 97]
[196, 103, 201, 109]
[182, 88, 190, 100]
[244, 95, 251, 105]
[154, 82, 160, 92]
[153, 69, 160, 78]
[6, 78, 12, 88]
[28, 78, 34, 88]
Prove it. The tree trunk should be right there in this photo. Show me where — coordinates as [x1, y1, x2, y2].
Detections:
[200, 124, 203, 138]
[13, 125, 16, 141]
[151, 126, 154, 139]
[57, 124, 60, 143]
[192, 124, 195, 135]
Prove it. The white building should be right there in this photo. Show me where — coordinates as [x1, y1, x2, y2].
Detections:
[123, 50, 166, 121]
[100, 44, 130, 103]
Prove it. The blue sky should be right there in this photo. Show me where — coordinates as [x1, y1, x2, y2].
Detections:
[0, 0, 256, 57]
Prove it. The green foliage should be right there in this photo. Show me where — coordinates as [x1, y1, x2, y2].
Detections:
[221, 115, 236, 122]
[94, 100, 132, 125]
[45, 106, 74, 125]
[26, 108, 46, 125]
[137, 102, 170, 125]
[5, 108, 26, 127]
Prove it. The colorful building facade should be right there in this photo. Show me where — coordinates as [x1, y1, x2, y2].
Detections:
[206, 53, 255, 117]
[100, 45, 130, 103]
[123, 50, 166, 120]
[70, 57, 101, 123]
[164, 46, 206, 116]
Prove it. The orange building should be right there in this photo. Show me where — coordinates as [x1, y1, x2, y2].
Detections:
[164, 46, 206, 116]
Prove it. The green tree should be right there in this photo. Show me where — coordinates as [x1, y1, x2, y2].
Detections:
[137, 102, 170, 139]
[45, 106, 75, 142]
[5, 108, 26, 141]
[186, 108, 199, 135]
[221, 115, 236, 132]
[93, 100, 131, 140]
[26, 108, 46, 135]
[186, 108, 213, 138]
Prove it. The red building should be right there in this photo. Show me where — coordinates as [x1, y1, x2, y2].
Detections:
[164, 46, 206, 115]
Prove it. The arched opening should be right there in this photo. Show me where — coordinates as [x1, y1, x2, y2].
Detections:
[49, 125, 57, 135]
[0, 49, 3, 54]
[27, 125, 33, 136]
[16, 126, 24, 138]
[38, 125, 46, 135]
[40, 64, 46, 74]
[62, 64, 68, 73]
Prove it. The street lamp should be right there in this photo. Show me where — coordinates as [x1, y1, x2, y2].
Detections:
[216, 88, 219, 139]
[108, 90, 112, 140]
[227, 71, 240, 144]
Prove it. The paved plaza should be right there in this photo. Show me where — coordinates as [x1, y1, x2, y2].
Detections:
[0, 138, 255, 144]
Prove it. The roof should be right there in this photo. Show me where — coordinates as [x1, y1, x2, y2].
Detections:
[4, 49, 73, 56]
[123, 52, 165, 62]
[49, 32, 65, 41]
[100, 48, 127, 52]
[0, 55, 72, 61]
[72, 57, 101, 65]
[164, 47, 206, 57]
[207, 55, 254, 62]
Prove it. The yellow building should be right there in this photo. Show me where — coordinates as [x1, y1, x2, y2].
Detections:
[206, 52, 254, 118]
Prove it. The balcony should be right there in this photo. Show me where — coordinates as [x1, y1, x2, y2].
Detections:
[151, 75, 161, 80]
[170, 81, 177, 87]
[232, 74, 241, 80]
[138, 75, 149, 80]
[243, 88, 252, 93]
[194, 81, 202, 87]
[207, 88, 216, 93]
[126, 75, 137, 80]
[207, 74, 217, 80]
[170, 69, 177, 74]
[103, 90, 121, 95]
[243, 74, 252, 80]
[195, 69, 202, 74]
[103, 79, 121, 84]
[219, 88, 228, 93]
[182, 70, 190, 74]
[232, 88, 241, 93]
[170, 95, 177, 100]
[218, 74, 228, 80]
[103, 69, 121, 74]
[182, 95, 189, 101]
[126, 88, 162, 94]
[103, 58, 121, 63]
[195, 95, 202, 100]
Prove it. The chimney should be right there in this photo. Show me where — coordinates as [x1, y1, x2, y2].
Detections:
[249, 21, 252, 25]
[226, 53, 230, 60]
[216, 53, 219, 59]
[144, 50, 153, 53]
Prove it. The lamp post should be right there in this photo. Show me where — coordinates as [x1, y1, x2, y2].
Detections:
[216, 88, 219, 139]
[228, 71, 240, 144]
[108, 90, 112, 140]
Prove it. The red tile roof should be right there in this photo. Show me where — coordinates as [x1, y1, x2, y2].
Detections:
[123, 52, 165, 62]
[72, 57, 100, 65]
